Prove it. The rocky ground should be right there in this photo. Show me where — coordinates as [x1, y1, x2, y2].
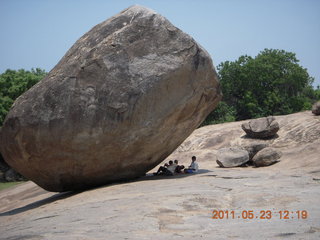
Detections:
[0, 111, 319, 240]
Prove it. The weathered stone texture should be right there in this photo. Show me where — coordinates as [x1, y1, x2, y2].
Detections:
[0, 6, 221, 191]
[216, 147, 249, 167]
[242, 116, 279, 139]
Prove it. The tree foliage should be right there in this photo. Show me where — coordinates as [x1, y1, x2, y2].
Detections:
[0, 68, 46, 125]
[201, 101, 236, 125]
[204, 49, 318, 124]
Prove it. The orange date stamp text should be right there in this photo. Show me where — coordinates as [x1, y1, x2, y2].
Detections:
[211, 210, 308, 220]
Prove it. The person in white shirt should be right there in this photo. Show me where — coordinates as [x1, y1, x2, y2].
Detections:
[166, 161, 177, 174]
[155, 160, 177, 175]
[184, 156, 199, 173]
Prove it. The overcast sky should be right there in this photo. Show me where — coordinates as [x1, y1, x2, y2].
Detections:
[1, 0, 319, 87]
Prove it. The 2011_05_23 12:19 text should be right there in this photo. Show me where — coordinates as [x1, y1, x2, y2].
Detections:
[211, 210, 308, 220]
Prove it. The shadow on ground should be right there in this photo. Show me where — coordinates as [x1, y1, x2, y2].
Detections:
[139, 169, 212, 181]
[0, 191, 81, 217]
[0, 169, 211, 216]
[240, 133, 279, 140]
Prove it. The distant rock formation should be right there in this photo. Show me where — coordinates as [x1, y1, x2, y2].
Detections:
[0, 6, 221, 192]
[215, 127, 280, 168]
[241, 116, 279, 139]
[312, 101, 320, 115]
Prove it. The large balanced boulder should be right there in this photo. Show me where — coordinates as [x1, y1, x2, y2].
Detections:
[0, 6, 221, 192]
[312, 101, 320, 115]
[241, 116, 279, 139]
[252, 147, 281, 167]
[216, 147, 249, 167]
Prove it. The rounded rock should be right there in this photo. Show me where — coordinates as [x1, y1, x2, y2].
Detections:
[241, 116, 279, 139]
[216, 147, 249, 168]
[0, 6, 221, 191]
[312, 101, 320, 115]
[243, 142, 268, 160]
[252, 147, 281, 167]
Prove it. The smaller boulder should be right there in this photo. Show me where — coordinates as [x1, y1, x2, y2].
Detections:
[4, 169, 26, 182]
[242, 116, 279, 139]
[0, 156, 10, 182]
[216, 147, 249, 167]
[312, 101, 320, 115]
[243, 142, 268, 161]
[252, 147, 281, 167]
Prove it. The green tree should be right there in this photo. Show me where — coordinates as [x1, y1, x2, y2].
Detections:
[215, 49, 316, 121]
[0, 68, 46, 125]
[201, 101, 236, 125]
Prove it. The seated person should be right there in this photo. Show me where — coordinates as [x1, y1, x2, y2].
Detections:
[174, 160, 185, 173]
[184, 156, 199, 173]
[155, 160, 177, 176]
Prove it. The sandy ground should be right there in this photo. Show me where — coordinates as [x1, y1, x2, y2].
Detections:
[0, 111, 319, 240]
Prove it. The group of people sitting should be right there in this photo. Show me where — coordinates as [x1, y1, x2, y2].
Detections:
[154, 156, 199, 176]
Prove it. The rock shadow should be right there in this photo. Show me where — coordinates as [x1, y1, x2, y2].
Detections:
[240, 133, 279, 140]
[0, 191, 81, 217]
[139, 169, 212, 181]
[0, 170, 212, 216]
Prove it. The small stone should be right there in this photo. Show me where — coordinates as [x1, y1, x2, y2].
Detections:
[4, 169, 23, 182]
[312, 101, 320, 115]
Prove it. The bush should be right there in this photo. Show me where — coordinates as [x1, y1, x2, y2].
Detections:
[201, 101, 236, 126]
[0, 68, 46, 125]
